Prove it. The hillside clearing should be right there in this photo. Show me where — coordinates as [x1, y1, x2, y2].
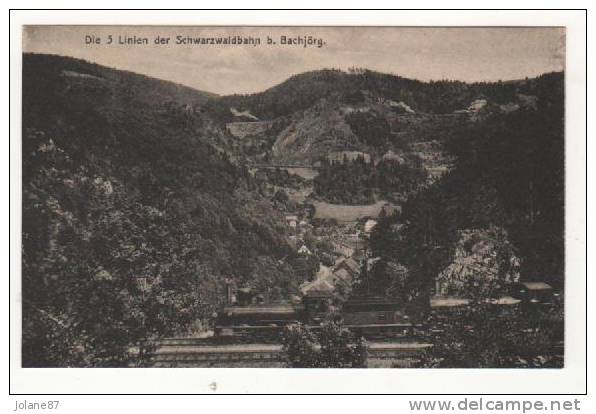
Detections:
[312, 200, 398, 222]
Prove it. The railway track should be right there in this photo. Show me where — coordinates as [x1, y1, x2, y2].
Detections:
[150, 338, 432, 368]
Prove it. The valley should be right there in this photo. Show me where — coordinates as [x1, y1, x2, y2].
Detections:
[21, 53, 565, 368]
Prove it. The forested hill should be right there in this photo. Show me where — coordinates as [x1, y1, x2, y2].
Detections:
[21, 53, 565, 366]
[23, 53, 217, 109]
[21, 54, 305, 367]
[370, 71, 565, 300]
[209, 68, 533, 120]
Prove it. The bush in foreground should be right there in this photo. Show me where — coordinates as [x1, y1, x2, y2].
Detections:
[282, 322, 368, 368]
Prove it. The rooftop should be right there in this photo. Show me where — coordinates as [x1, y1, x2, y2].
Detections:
[520, 282, 553, 290]
[222, 305, 300, 315]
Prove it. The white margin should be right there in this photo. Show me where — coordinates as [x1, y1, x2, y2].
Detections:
[7, 9, 587, 395]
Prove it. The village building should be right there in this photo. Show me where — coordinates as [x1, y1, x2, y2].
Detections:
[333, 268, 352, 284]
[364, 219, 377, 233]
[327, 151, 371, 164]
[284, 214, 299, 231]
[300, 278, 335, 297]
[332, 242, 355, 258]
[511, 282, 554, 304]
[253, 169, 269, 182]
[297, 245, 312, 255]
[333, 256, 360, 278]
[366, 256, 381, 273]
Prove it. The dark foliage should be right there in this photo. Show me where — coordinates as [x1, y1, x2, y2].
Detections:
[21, 54, 307, 366]
[210, 68, 524, 120]
[282, 322, 368, 368]
[21, 53, 565, 368]
[345, 111, 391, 147]
[420, 301, 564, 368]
[314, 157, 427, 204]
[383, 72, 564, 301]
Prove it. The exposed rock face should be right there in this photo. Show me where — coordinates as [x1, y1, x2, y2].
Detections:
[230, 107, 259, 121]
[226, 121, 274, 139]
[271, 98, 359, 164]
[388, 100, 415, 114]
[380, 150, 405, 164]
[467, 99, 488, 112]
[436, 226, 521, 298]
[61, 70, 105, 81]
[327, 151, 371, 164]
[268, 91, 467, 168]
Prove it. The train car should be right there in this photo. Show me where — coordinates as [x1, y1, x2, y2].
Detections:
[341, 295, 416, 338]
[214, 303, 305, 339]
[214, 284, 418, 340]
[510, 282, 555, 305]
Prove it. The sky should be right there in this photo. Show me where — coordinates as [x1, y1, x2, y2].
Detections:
[23, 26, 565, 95]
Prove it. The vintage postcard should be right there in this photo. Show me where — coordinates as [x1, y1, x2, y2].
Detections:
[9, 10, 587, 395]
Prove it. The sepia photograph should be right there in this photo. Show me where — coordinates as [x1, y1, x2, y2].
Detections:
[19, 24, 568, 372]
